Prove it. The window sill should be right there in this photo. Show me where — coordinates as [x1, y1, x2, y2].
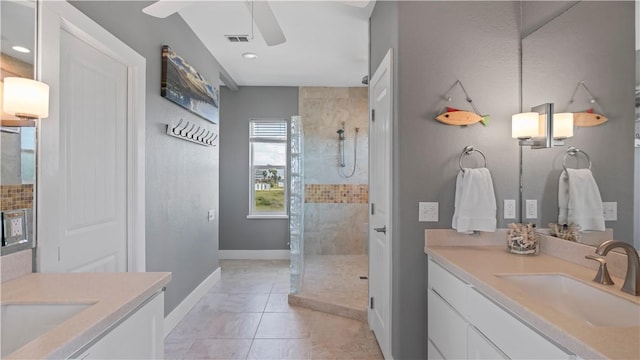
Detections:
[246, 214, 289, 220]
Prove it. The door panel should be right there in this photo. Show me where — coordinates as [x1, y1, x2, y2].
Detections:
[368, 49, 393, 359]
[58, 29, 127, 272]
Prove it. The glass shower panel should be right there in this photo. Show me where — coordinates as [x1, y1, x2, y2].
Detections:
[289, 116, 304, 293]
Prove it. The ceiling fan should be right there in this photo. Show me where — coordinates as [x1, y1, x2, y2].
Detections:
[142, 0, 286, 46]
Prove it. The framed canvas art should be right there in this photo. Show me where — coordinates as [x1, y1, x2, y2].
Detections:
[161, 45, 219, 124]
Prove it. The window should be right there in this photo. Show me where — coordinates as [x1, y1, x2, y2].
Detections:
[248, 120, 288, 218]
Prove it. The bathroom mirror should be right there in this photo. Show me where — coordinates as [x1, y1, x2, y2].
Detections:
[520, 1, 637, 247]
[1, 0, 37, 255]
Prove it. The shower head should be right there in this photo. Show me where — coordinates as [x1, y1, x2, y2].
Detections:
[337, 128, 345, 140]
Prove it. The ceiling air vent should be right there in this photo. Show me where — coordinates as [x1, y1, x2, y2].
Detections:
[225, 35, 250, 43]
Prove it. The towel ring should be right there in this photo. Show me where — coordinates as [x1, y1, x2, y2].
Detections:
[459, 146, 487, 171]
[562, 146, 592, 172]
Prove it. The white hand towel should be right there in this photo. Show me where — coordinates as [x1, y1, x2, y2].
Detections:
[566, 168, 605, 231]
[452, 168, 497, 233]
[558, 170, 569, 225]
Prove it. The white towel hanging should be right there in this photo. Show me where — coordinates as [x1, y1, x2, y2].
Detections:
[558, 168, 605, 231]
[452, 168, 497, 233]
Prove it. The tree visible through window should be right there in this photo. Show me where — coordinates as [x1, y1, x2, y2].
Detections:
[249, 120, 288, 216]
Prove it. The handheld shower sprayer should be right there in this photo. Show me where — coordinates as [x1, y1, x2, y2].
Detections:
[337, 123, 359, 177]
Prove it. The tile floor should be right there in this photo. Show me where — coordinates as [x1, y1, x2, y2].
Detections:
[289, 256, 368, 321]
[165, 260, 383, 360]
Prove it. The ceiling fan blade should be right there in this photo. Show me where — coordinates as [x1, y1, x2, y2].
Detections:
[246, 1, 286, 47]
[142, 0, 191, 19]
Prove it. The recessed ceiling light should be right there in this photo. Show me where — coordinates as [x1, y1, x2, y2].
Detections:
[12, 46, 30, 53]
[242, 52, 258, 60]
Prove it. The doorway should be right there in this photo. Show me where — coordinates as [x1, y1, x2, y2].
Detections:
[288, 86, 370, 322]
[38, 1, 146, 273]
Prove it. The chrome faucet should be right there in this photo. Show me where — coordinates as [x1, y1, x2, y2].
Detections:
[595, 240, 640, 296]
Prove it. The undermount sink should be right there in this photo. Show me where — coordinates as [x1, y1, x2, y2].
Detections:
[495, 273, 640, 327]
[1, 303, 93, 357]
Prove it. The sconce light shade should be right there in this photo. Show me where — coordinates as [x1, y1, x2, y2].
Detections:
[552, 112, 574, 139]
[512, 112, 539, 139]
[2, 77, 50, 119]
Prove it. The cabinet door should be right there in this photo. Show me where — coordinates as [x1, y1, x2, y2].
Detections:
[72, 293, 164, 359]
[467, 325, 508, 360]
[428, 290, 467, 360]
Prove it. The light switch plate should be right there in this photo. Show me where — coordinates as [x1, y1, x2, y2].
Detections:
[208, 210, 216, 221]
[419, 202, 438, 222]
[525, 199, 537, 219]
[504, 199, 516, 219]
[602, 202, 617, 221]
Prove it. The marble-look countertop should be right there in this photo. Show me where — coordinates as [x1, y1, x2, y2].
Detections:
[425, 244, 640, 360]
[1, 272, 171, 359]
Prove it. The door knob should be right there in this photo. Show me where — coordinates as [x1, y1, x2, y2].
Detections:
[374, 226, 386, 234]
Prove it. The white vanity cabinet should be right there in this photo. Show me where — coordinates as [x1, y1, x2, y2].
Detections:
[70, 292, 164, 360]
[427, 257, 573, 360]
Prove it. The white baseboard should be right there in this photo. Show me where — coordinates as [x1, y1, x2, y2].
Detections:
[164, 267, 221, 337]
[219, 250, 290, 260]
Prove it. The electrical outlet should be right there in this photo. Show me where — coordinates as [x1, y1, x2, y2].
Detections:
[602, 202, 617, 221]
[525, 200, 537, 219]
[208, 209, 216, 221]
[504, 199, 516, 219]
[419, 202, 438, 222]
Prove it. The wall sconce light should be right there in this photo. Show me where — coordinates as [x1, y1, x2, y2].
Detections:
[511, 103, 573, 148]
[2, 77, 50, 120]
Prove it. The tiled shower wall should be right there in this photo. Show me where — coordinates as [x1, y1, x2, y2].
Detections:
[299, 87, 369, 255]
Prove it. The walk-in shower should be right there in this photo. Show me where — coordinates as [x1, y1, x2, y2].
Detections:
[337, 122, 359, 178]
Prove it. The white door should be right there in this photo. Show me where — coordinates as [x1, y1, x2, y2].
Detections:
[368, 49, 393, 360]
[39, 2, 146, 273]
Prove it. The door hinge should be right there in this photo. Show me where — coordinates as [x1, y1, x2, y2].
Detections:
[57, 246, 61, 262]
[370, 297, 374, 309]
[371, 203, 375, 215]
[371, 109, 375, 122]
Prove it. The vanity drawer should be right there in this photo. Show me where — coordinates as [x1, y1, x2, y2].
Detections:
[428, 289, 467, 360]
[427, 339, 445, 360]
[467, 325, 508, 360]
[428, 258, 468, 316]
[467, 288, 572, 360]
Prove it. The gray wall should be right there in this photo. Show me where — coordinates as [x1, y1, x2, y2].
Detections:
[219, 86, 298, 251]
[71, 1, 222, 316]
[372, 2, 521, 359]
[521, 1, 635, 242]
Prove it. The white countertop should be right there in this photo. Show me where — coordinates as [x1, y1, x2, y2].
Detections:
[1, 272, 171, 359]
[424, 240, 640, 360]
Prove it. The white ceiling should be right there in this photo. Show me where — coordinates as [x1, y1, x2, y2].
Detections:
[177, 1, 371, 87]
[1, 0, 36, 65]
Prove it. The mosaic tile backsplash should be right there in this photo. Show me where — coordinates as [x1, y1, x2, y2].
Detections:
[305, 184, 368, 204]
[1, 184, 34, 211]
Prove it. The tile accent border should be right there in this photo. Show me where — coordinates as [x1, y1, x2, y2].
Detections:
[305, 184, 368, 204]
[0, 184, 34, 211]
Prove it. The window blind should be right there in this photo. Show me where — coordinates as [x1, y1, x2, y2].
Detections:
[250, 121, 287, 140]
